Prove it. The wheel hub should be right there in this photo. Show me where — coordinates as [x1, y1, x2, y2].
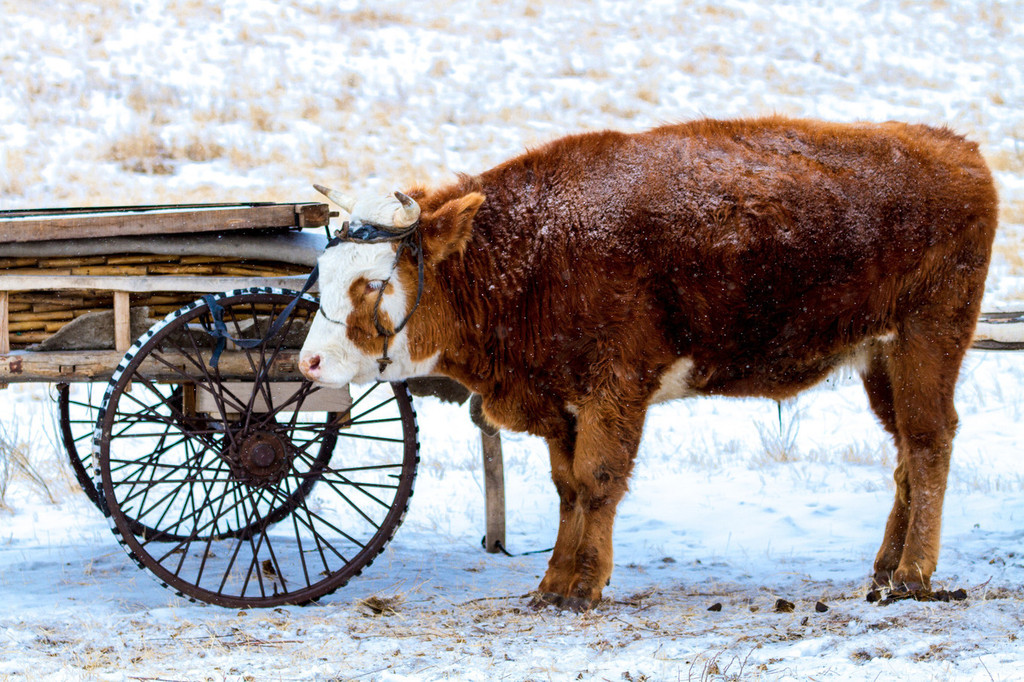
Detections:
[232, 430, 292, 486]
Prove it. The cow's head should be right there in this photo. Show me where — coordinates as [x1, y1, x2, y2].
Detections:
[298, 184, 484, 387]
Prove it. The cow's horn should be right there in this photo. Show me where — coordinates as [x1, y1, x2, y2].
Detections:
[393, 191, 421, 228]
[313, 184, 357, 214]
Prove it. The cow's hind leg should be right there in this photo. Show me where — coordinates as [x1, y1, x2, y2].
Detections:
[861, 349, 911, 586]
[864, 324, 967, 594]
[536, 399, 645, 611]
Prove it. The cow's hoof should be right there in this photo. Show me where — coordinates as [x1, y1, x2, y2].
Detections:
[561, 596, 596, 613]
[869, 581, 963, 606]
[529, 592, 564, 610]
[871, 570, 894, 588]
[528, 592, 596, 612]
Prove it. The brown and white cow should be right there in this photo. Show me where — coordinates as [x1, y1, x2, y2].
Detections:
[299, 116, 998, 610]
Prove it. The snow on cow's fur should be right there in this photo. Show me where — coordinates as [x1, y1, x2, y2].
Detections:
[300, 116, 999, 610]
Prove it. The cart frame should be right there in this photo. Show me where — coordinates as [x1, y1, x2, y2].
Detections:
[0, 201, 506, 607]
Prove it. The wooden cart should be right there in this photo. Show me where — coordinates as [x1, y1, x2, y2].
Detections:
[0, 203, 442, 608]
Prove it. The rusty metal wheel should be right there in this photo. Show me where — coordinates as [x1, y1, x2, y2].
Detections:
[56, 382, 104, 510]
[57, 381, 207, 542]
[94, 288, 419, 607]
[58, 380, 239, 543]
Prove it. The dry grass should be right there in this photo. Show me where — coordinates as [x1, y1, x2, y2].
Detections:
[753, 402, 803, 465]
[0, 417, 63, 506]
[0, 0, 1018, 214]
[1000, 198, 1024, 230]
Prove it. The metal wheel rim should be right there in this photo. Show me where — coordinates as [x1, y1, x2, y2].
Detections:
[57, 382, 104, 510]
[58, 380, 224, 542]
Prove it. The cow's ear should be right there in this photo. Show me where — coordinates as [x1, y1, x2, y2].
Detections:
[421, 192, 485, 264]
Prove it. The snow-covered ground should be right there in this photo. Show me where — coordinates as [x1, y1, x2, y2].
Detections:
[2, 0, 1024, 680]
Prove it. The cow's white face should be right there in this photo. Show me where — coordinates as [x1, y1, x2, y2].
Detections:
[299, 241, 438, 387]
[299, 183, 485, 388]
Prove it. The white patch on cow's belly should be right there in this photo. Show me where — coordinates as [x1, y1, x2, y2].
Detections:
[839, 331, 898, 378]
[645, 332, 896, 406]
[649, 357, 697, 405]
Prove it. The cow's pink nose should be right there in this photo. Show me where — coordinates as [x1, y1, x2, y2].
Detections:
[299, 354, 321, 381]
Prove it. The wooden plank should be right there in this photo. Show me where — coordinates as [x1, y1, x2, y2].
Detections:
[24, 296, 91, 307]
[1, 292, 9, 355]
[0, 291, 7, 388]
[195, 382, 351, 414]
[0, 257, 39, 268]
[4, 268, 74, 276]
[6, 332, 48, 343]
[0, 274, 314, 294]
[113, 291, 131, 352]
[0, 203, 330, 244]
[0, 349, 303, 382]
[146, 264, 217, 275]
[481, 430, 506, 554]
[973, 312, 1024, 350]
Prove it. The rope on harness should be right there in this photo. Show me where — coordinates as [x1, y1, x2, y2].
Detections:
[203, 217, 423, 376]
[203, 252, 325, 369]
[370, 230, 425, 374]
[314, 221, 425, 375]
[481, 536, 554, 557]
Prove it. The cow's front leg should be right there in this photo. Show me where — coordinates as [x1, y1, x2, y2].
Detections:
[536, 400, 645, 611]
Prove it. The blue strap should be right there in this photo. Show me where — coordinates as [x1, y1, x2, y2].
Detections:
[203, 265, 322, 368]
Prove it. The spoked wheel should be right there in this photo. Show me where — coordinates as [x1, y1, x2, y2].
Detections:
[57, 382, 200, 542]
[56, 382, 104, 510]
[94, 288, 419, 607]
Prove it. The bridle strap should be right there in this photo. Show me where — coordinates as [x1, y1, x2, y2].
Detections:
[370, 229, 424, 373]
[313, 222, 426, 375]
[203, 233, 343, 369]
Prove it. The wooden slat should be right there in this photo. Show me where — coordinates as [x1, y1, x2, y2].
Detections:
[973, 312, 1024, 350]
[4, 268, 74, 276]
[196, 382, 351, 414]
[0, 274, 314, 294]
[0, 349, 303, 382]
[72, 265, 148, 277]
[0, 291, 7, 388]
[6, 332, 48, 343]
[146, 264, 217, 275]
[113, 291, 131, 352]
[105, 254, 179, 265]
[8, 320, 46, 332]
[0, 203, 330, 243]
[481, 430, 506, 554]
[1, 291, 9, 355]
[26, 297, 90, 308]
[0, 257, 39, 268]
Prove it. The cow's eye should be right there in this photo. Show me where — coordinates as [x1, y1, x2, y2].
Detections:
[365, 279, 386, 294]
